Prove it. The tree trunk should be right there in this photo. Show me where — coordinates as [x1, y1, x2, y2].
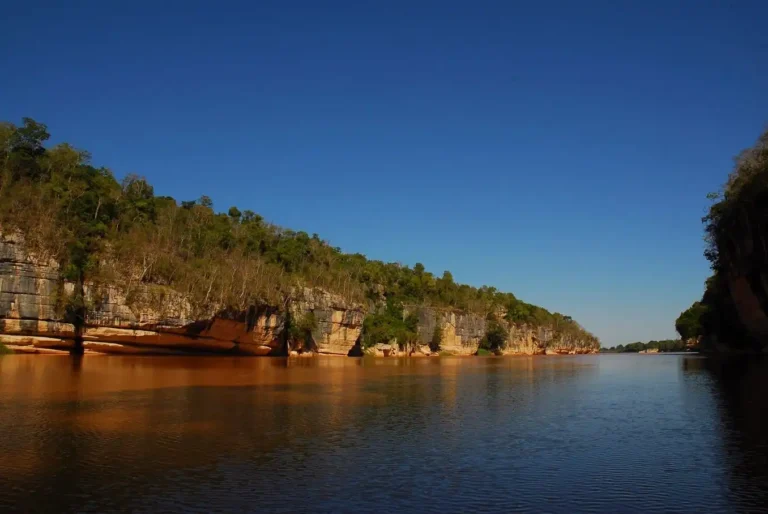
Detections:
[70, 270, 86, 356]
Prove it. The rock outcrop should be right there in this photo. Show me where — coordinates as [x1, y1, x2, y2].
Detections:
[0, 234, 598, 356]
[0, 234, 364, 355]
[411, 307, 598, 355]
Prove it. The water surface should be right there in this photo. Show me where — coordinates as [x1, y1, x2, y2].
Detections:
[1, 354, 767, 513]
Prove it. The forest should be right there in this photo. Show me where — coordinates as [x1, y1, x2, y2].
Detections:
[600, 339, 691, 353]
[675, 128, 768, 350]
[0, 118, 597, 353]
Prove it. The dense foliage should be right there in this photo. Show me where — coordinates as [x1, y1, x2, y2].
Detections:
[361, 301, 420, 350]
[429, 325, 443, 353]
[478, 317, 508, 354]
[284, 311, 318, 353]
[601, 339, 690, 353]
[676, 128, 768, 350]
[675, 301, 708, 340]
[0, 118, 597, 352]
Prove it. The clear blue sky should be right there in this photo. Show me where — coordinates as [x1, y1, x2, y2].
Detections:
[2, 1, 767, 346]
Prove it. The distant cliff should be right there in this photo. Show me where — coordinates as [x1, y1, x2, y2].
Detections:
[0, 117, 599, 355]
[676, 129, 768, 352]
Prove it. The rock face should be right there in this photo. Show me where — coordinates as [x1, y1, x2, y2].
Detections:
[0, 234, 598, 356]
[411, 307, 598, 355]
[727, 274, 768, 346]
[695, 221, 768, 353]
[413, 307, 485, 355]
[292, 289, 365, 355]
[0, 235, 364, 355]
[506, 324, 598, 355]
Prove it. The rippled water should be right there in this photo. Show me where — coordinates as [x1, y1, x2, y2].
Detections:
[1, 355, 767, 513]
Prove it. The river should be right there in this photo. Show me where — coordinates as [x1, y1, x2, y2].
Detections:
[1, 354, 767, 513]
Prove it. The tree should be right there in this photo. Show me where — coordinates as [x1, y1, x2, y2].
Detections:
[361, 302, 421, 351]
[119, 174, 155, 228]
[9, 117, 49, 154]
[56, 164, 120, 354]
[480, 318, 508, 354]
[2, 118, 50, 184]
[675, 302, 707, 340]
[285, 311, 318, 353]
[430, 324, 443, 352]
[401, 311, 420, 351]
[228, 206, 242, 221]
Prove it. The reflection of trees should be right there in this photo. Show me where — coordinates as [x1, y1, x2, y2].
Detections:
[694, 357, 768, 509]
[0, 355, 603, 512]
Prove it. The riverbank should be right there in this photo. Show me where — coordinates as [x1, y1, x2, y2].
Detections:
[0, 341, 598, 356]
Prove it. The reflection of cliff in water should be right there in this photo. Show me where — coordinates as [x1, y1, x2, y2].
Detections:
[684, 356, 768, 508]
[0, 357, 372, 513]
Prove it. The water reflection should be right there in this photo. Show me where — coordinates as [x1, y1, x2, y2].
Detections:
[691, 356, 768, 509]
[0, 355, 766, 513]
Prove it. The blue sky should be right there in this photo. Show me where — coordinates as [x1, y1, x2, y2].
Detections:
[2, 1, 767, 345]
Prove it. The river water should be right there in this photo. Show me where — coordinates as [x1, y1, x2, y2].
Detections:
[1, 354, 767, 513]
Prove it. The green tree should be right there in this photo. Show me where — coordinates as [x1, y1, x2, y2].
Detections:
[430, 324, 443, 352]
[675, 302, 707, 340]
[285, 311, 318, 353]
[119, 174, 155, 229]
[228, 206, 242, 221]
[56, 164, 120, 354]
[2, 118, 50, 182]
[479, 318, 508, 354]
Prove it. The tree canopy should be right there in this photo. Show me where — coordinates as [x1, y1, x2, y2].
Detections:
[601, 339, 691, 353]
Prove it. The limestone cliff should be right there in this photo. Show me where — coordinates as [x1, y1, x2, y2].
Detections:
[0, 234, 364, 355]
[0, 234, 598, 356]
[411, 307, 599, 355]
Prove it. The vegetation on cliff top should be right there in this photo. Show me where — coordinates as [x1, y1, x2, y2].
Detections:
[0, 118, 597, 351]
[676, 128, 768, 350]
